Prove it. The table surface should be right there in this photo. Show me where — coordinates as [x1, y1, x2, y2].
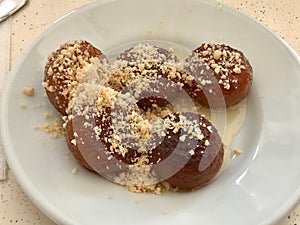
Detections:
[1, 0, 300, 224]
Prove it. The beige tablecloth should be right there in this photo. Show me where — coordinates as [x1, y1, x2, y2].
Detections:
[0, 18, 10, 181]
[0, 0, 299, 224]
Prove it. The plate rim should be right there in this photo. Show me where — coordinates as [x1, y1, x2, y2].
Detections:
[1, 0, 300, 225]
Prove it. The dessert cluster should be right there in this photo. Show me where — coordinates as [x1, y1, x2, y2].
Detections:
[43, 40, 253, 193]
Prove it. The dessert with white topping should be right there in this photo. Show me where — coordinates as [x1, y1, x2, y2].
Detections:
[43, 40, 252, 193]
[185, 42, 253, 108]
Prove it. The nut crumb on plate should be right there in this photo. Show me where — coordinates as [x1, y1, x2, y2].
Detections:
[162, 209, 169, 215]
[233, 148, 243, 155]
[22, 87, 35, 96]
[71, 166, 79, 175]
[35, 119, 65, 139]
[44, 112, 53, 119]
[19, 102, 27, 109]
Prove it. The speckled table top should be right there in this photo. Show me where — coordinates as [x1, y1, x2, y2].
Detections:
[1, 0, 300, 224]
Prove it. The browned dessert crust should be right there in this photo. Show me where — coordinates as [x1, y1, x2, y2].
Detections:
[65, 110, 136, 175]
[117, 43, 178, 64]
[185, 42, 253, 108]
[65, 96, 224, 191]
[43, 40, 104, 115]
[109, 44, 182, 108]
[150, 112, 224, 190]
[65, 114, 94, 171]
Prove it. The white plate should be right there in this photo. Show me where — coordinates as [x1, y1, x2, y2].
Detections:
[1, 0, 300, 225]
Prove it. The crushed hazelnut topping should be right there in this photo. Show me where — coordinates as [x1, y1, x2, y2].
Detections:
[22, 87, 35, 96]
[71, 166, 79, 175]
[71, 139, 77, 146]
[186, 42, 248, 91]
[233, 67, 241, 74]
[204, 140, 210, 146]
[36, 119, 65, 139]
[233, 148, 243, 155]
[43, 40, 109, 112]
[202, 51, 209, 56]
[162, 210, 169, 215]
[213, 50, 222, 60]
[19, 102, 27, 109]
[65, 152, 71, 160]
[189, 149, 195, 155]
[44, 112, 53, 119]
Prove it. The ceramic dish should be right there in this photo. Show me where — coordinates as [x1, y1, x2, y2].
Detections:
[1, 0, 300, 225]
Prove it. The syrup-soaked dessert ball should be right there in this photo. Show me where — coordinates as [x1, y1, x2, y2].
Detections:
[65, 107, 141, 175]
[107, 63, 185, 108]
[65, 84, 160, 178]
[43, 40, 107, 115]
[117, 43, 178, 64]
[108, 44, 198, 108]
[65, 83, 224, 191]
[43, 41, 242, 193]
[149, 112, 224, 191]
[185, 42, 253, 108]
[65, 84, 141, 175]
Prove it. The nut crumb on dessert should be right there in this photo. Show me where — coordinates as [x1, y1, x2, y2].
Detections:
[71, 166, 79, 175]
[187, 41, 250, 93]
[19, 102, 27, 109]
[70, 139, 77, 146]
[233, 148, 243, 155]
[22, 87, 35, 96]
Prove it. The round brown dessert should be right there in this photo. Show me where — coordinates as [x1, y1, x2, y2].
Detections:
[149, 112, 224, 191]
[44, 41, 247, 193]
[108, 44, 200, 109]
[64, 85, 141, 178]
[185, 42, 253, 108]
[110, 44, 180, 108]
[65, 83, 224, 191]
[107, 63, 186, 108]
[65, 108, 140, 176]
[43, 40, 106, 115]
[117, 43, 178, 64]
